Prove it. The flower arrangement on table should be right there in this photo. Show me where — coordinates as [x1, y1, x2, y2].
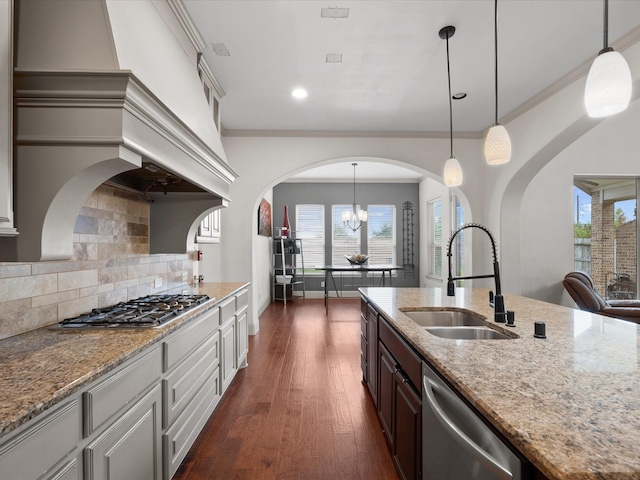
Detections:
[345, 253, 369, 265]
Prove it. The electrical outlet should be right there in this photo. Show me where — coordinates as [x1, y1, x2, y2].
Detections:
[182, 272, 188, 282]
[321, 281, 325, 287]
[154, 277, 162, 288]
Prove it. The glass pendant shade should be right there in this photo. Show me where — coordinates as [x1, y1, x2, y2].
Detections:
[585, 50, 632, 117]
[342, 207, 368, 224]
[443, 156, 462, 187]
[484, 124, 512, 165]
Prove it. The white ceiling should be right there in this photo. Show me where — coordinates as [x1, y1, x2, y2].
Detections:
[183, 0, 640, 179]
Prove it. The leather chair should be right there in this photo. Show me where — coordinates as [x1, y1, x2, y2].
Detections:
[563, 271, 640, 324]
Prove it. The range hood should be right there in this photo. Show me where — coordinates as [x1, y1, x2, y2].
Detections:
[0, 0, 236, 261]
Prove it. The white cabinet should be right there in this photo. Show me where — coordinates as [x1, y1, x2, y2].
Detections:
[0, 287, 250, 480]
[0, 400, 79, 480]
[0, 0, 16, 237]
[220, 315, 237, 393]
[161, 308, 222, 480]
[236, 308, 248, 369]
[84, 385, 162, 480]
[84, 346, 162, 436]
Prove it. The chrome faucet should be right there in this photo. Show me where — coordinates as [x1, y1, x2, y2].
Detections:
[446, 223, 507, 323]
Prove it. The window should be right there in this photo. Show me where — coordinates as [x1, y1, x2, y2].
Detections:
[332, 204, 361, 264]
[368, 205, 395, 265]
[427, 199, 442, 278]
[453, 196, 464, 279]
[573, 178, 638, 300]
[296, 205, 325, 273]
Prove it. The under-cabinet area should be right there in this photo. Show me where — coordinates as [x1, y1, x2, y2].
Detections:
[0, 282, 249, 480]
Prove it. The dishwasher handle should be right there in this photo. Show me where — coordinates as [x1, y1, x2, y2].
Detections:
[423, 376, 513, 480]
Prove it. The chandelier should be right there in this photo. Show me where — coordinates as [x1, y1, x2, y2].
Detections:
[342, 163, 368, 232]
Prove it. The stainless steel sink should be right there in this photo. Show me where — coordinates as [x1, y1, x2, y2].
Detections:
[425, 326, 513, 340]
[401, 310, 487, 327]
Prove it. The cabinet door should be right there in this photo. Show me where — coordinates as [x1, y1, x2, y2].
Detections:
[378, 342, 395, 450]
[84, 384, 162, 480]
[220, 318, 237, 393]
[360, 311, 368, 384]
[236, 308, 248, 368]
[0, 400, 79, 480]
[366, 307, 378, 405]
[394, 371, 422, 480]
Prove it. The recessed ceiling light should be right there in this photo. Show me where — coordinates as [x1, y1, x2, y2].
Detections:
[211, 43, 230, 56]
[321, 7, 349, 18]
[291, 88, 308, 99]
[452, 93, 467, 100]
[326, 54, 343, 63]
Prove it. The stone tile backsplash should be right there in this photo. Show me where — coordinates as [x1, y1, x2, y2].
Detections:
[0, 184, 193, 339]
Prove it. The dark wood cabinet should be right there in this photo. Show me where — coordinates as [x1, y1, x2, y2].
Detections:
[394, 369, 422, 480]
[366, 304, 422, 480]
[366, 304, 378, 405]
[378, 342, 395, 449]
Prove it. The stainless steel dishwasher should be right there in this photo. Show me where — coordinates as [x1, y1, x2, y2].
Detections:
[422, 362, 525, 480]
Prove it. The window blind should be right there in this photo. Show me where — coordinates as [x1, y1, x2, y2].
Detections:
[332, 204, 360, 264]
[427, 199, 442, 277]
[367, 205, 396, 265]
[295, 204, 325, 271]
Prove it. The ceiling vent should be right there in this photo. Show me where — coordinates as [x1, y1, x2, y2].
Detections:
[326, 53, 343, 63]
[212, 43, 230, 56]
[321, 7, 349, 18]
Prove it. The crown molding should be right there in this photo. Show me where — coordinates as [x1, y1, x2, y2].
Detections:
[221, 127, 482, 139]
[166, 0, 207, 52]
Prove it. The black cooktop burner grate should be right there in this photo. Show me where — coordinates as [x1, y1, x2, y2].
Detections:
[58, 294, 210, 328]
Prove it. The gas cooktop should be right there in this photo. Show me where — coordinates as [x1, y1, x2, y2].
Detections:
[54, 294, 211, 329]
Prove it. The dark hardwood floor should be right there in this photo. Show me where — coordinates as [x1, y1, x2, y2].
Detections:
[174, 298, 399, 480]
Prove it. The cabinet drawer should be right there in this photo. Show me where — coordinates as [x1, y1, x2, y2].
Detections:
[163, 308, 219, 371]
[361, 299, 368, 318]
[219, 296, 235, 324]
[163, 370, 220, 479]
[163, 333, 219, 427]
[236, 289, 248, 311]
[0, 400, 78, 480]
[379, 317, 422, 394]
[84, 346, 161, 436]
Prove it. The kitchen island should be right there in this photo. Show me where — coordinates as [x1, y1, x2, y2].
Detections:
[360, 287, 640, 480]
[0, 281, 249, 479]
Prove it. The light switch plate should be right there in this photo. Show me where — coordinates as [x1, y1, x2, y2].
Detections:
[154, 278, 162, 288]
[182, 272, 188, 282]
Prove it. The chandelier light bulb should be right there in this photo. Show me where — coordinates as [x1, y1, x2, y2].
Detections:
[484, 124, 512, 165]
[585, 49, 632, 117]
[444, 156, 462, 187]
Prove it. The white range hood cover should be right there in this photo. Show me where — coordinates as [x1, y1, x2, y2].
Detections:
[2, 0, 236, 261]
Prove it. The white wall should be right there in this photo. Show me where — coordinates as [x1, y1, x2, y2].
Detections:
[218, 37, 640, 333]
[486, 40, 640, 302]
[520, 98, 640, 306]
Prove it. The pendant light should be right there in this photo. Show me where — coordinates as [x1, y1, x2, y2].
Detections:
[440, 26, 463, 188]
[484, 0, 512, 165]
[584, 0, 632, 117]
[342, 163, 368, 232]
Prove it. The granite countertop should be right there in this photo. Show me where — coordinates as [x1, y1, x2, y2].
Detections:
[359, 287, 640, 480]
[0, 281, 249, 439]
